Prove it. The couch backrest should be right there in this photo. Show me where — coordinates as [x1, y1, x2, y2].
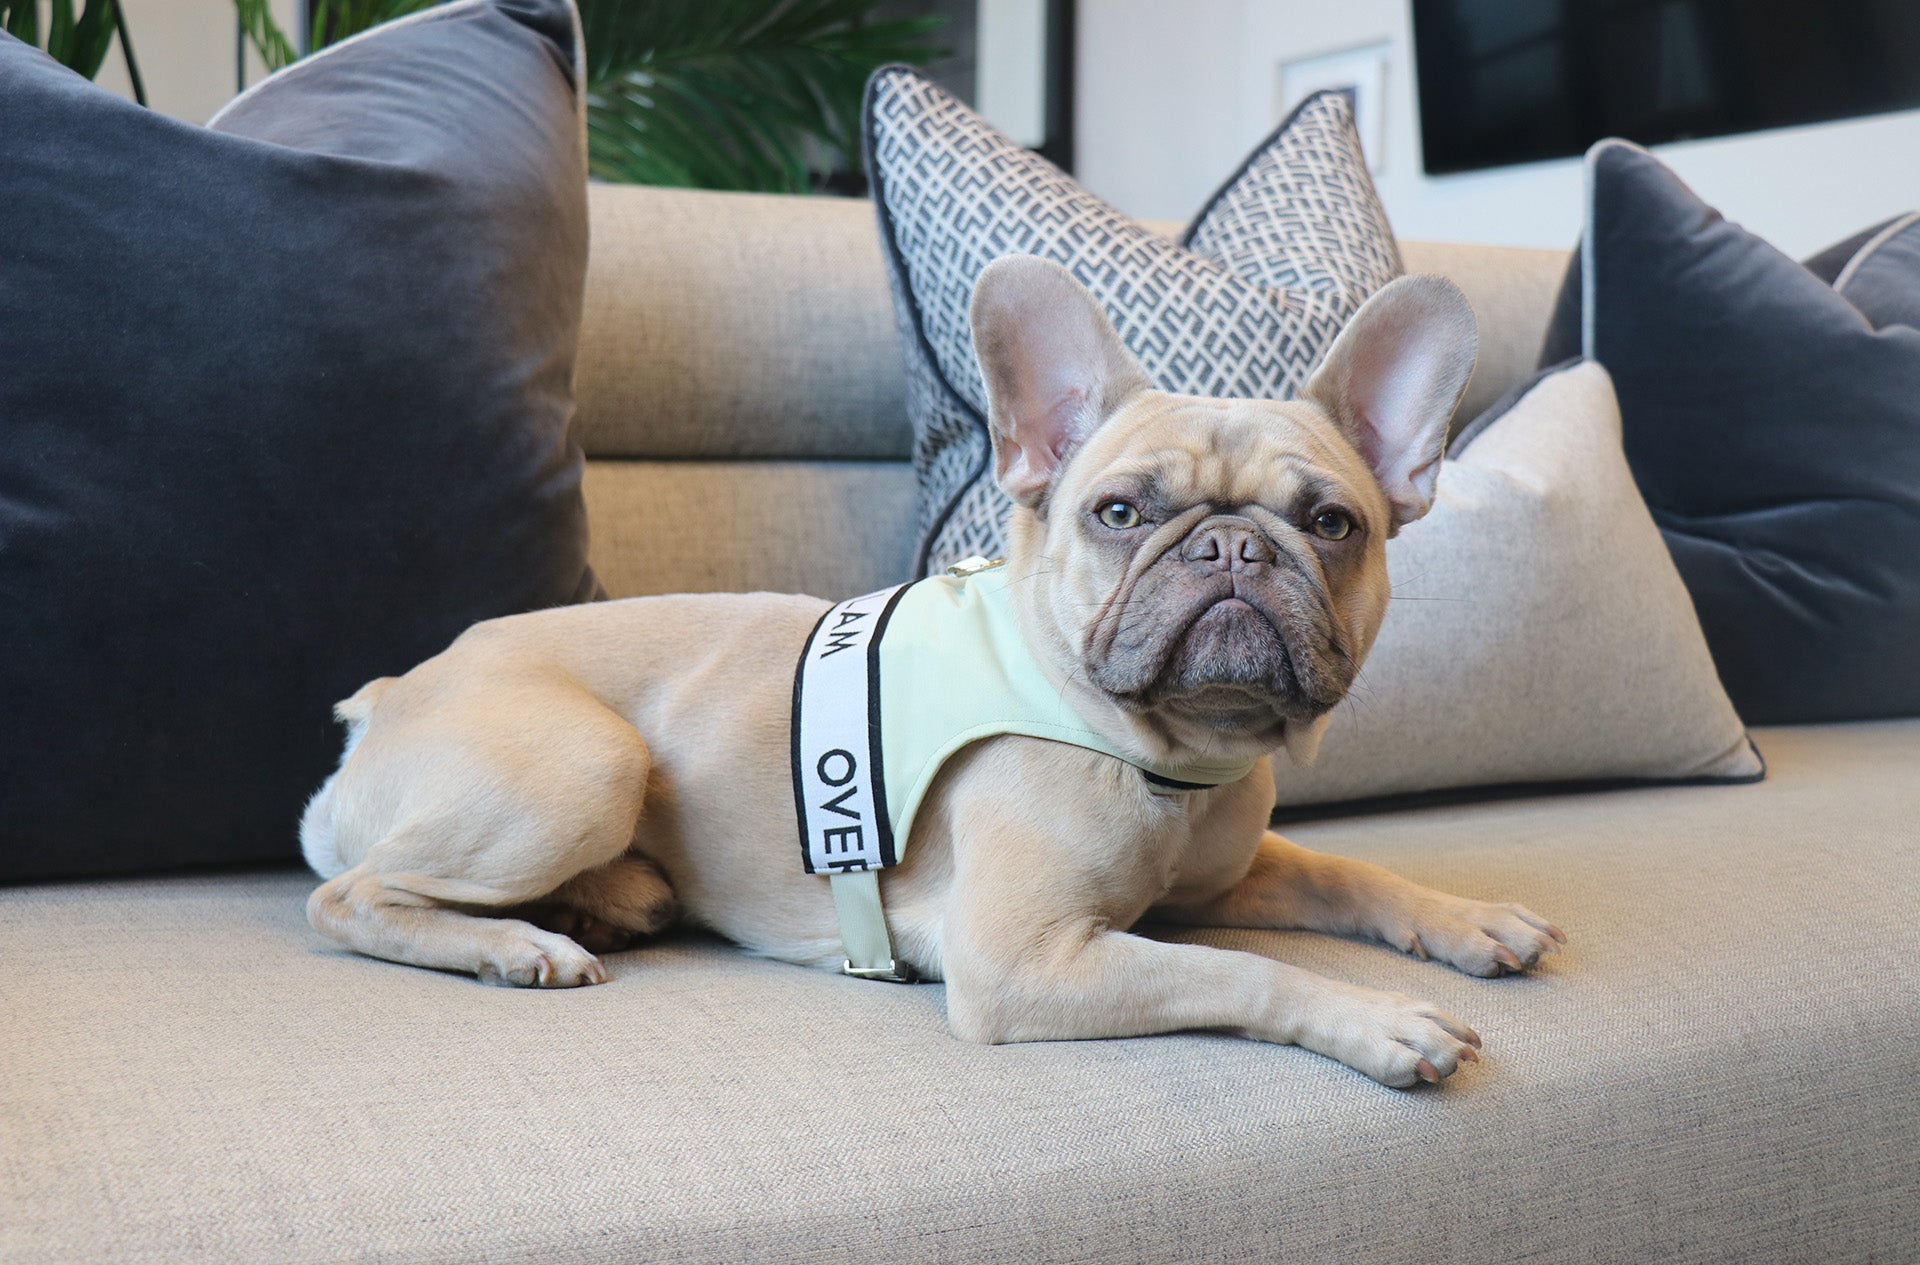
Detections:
[576, 184, 1570, 464]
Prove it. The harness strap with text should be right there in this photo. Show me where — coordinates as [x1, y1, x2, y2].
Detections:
[790, 560, 1257, 984]
[791, 582, 916, 981]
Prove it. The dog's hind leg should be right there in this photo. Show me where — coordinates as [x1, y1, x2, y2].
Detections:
[516, 855, 679, 954]
[307, 708, 652, 986]
[309, 863, 615, 986]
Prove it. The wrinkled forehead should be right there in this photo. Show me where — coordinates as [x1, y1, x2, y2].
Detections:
[1062, 394, 1382, 513]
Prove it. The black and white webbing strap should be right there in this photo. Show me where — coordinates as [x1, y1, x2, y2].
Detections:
[790, 583, 917, 982]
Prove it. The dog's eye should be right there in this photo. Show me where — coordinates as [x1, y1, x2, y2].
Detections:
[1311, 509, 1353, 541]
[1097, 501, 1142, 530]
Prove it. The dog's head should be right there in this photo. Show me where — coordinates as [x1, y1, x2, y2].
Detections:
[970, 257, 1476, 763]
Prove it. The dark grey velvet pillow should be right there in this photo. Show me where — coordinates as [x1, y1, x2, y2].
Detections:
[1557, 210, 1920, 348]
[0, 0, 595, 882]
[1821, 213, 1920, 330]
[1537, 140, 1920, 724]
[1799, 217, 1899, 286]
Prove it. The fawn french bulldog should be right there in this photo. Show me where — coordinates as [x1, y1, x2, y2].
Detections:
[300, 256, 1562, 1087]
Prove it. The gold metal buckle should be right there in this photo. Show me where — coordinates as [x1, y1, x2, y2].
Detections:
[842, 959, 919, 983]
[945, 555, 1006, 578]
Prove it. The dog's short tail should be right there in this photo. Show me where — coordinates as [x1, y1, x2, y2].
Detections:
[332, 676, 394, 728]
[299, 677, 396, 879]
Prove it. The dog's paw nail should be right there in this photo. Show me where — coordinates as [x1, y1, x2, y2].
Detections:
[1458, 1045, 1479, 1064]
[1407, 934, 1429, 961]
[1492, 945, 1522, 970]
[1414, 1059, 1440, 1084]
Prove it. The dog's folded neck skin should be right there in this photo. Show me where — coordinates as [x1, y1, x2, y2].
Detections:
[969, 257, 1477, 772]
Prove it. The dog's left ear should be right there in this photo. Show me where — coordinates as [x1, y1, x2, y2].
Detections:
[1305, 275, 1477, 532]
[971, 255, 1151, 510]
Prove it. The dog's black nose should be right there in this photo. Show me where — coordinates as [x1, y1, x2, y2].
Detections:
[1183, 519, 1275, 572]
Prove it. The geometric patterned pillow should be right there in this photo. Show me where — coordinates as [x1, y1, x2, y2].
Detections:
[864, 66, 1402, 574]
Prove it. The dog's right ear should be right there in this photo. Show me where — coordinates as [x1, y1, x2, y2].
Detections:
[1303, 274, 1477, 534]
[970, 256, 1150, 510]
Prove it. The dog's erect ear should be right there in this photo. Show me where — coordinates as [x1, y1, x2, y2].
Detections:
[1305, 275, 1477, 532]
[970, 255, 1151, 510]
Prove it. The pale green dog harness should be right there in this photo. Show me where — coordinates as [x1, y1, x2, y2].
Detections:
[790, 558, 1258, 982]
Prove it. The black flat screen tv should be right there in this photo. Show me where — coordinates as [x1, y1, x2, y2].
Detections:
[1412, 0, 1920, 174]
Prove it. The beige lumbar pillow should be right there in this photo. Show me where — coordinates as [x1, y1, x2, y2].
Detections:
[1275, 359, 1762, 811]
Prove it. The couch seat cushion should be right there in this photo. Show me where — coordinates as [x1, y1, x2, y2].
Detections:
[3, 722, 1913, 1263]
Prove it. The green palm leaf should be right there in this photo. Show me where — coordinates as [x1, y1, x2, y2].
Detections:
[232, 0, 299, 71]
[234, 0, 944, 193]
[4, 0, 123, 80]
[232, 0, 438, 71]
[582, 0, 944, 189]
[306, 0, 440, 54]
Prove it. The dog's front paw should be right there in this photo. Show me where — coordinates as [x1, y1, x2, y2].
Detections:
[1297, 984, 1482, 1088]
[1398, 898, 1566, 978]
[475, 924, 610, 988]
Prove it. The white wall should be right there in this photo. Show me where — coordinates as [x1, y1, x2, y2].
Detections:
[88, 0, 298, 124]
[1075, 0, 1920, 256]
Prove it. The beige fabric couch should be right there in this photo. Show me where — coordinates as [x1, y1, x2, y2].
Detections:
[4, 185, 1914, 1264]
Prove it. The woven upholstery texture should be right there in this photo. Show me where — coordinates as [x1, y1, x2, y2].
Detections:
[575, 184, 910, 463]
[4, 722, 1914, 1264]
[566, 187, 1564, 466]
[583, 459, 915, 600]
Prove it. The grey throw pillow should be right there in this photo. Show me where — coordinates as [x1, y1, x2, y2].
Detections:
[864, 66, 1401, 575]
[1536, 141, 1920, 724]
[1822, 212, 1920, 330]
[1273, 360, 1763, 812]
[0, 0, 594, 881]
